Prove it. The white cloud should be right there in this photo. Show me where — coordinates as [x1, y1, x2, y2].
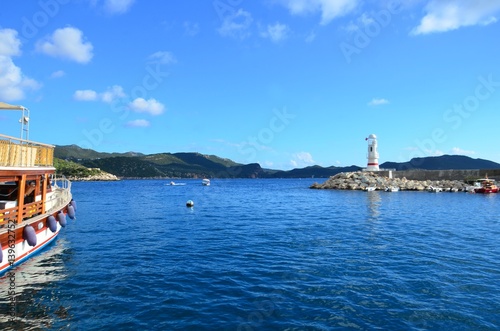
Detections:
[36, 27, 93, 64]
[433, 150, 444, 156]
[148, 51, 176, 65]
[73, 85, 125, 102]
[126, 119, 150, 127]
[0, 29, 40, 101]
[278, 0, 359, 25]
[50, 70, 65, 78]
[450, 147, 475, 155]
[261, 160, 275, 168]
[217, 9, 253, 39]
[129, 98, 165, 115]
[290, 151, 315, 168]
[368, 98, 389, 106]
[103, 0, 135, 14]
[261, 23, 290, 43]
[412, 0, 500, 35]
[0, 28, 21, 57]
[74, 89, 98, 101]
[100, 85, 126, 103]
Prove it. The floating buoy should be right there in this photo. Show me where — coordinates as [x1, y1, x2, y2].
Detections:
[70, 199, 77, 211]
[67, 204, 75, 220]
[47, 215, 57, 233]
[57, 211, 67, 227]
[23, 225, 37, 247]
[186, 200, 194, 207]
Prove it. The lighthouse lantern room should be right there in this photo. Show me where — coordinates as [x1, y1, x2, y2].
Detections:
[366, 134, 380, 171]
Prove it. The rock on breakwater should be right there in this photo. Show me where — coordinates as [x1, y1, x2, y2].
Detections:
[68, 172, 119, 181]
[310, 171, 469, 192]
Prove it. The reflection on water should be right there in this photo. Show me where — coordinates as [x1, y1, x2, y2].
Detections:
[0, 238, 72, 330]
[367, 190, 381, 220]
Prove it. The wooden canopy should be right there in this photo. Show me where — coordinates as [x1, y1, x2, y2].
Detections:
[0, 102, 26, 110]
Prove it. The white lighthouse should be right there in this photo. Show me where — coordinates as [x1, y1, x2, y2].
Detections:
[366, 134, 379, 171]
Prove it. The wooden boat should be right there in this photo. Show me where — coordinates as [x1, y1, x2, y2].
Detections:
[474, 177, 499, 194]
[0, 102, 74, 275]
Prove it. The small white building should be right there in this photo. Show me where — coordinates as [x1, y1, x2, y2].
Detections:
[365, 134, 380, 171]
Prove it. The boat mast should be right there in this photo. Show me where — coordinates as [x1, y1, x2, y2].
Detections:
[0, 101, 29, 140]
[20, 107, 30, 141]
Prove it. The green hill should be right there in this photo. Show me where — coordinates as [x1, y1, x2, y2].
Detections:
[54, 146, 500, 179]
[55, 144, 143, 160]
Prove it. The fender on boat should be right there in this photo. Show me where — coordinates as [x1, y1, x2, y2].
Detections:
[70, 199, 77, 211]
[47, 215, 57, 233]
[57, 211, 67, 227]
[0, 246, 3, 263]
[23, 225, 37, 247]
[67, 205, 75, 220]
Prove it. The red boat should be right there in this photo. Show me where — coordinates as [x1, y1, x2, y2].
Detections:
[474, 177, 499, 194]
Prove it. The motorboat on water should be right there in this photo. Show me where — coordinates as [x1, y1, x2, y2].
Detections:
[474, 177, 499, 194]
[202, 178, 210, 186]
[385, 186, 399, 192]
[167, 181, 185, 186]
[365, 186, 376, 192]
[0, 102, 75, 275]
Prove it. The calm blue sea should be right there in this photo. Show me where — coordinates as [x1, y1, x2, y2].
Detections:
[1, 178, 499, 330]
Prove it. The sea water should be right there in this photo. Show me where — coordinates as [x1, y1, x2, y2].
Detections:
[0, 179, 499, 330]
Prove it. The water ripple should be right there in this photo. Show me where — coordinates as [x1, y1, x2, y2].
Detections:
[1, 180, 499, 330]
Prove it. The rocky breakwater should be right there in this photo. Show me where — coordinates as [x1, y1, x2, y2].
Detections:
[310, 171, 468, 192]
[69, 172, 119, 181]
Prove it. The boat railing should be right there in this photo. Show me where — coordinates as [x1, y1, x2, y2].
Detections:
[0, 133, 54, 167]
[0, 176, 72, 227]
[48, 175, 72, 213]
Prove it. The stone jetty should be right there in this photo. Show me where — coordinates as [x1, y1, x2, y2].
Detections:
[310, 171, 469, 192]
[68, 172, 119, 181]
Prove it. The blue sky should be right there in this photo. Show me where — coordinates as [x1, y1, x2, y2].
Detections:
[1, 0, 499, 170]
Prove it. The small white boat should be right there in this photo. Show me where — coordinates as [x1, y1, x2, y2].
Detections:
[385, 186, 399, 192]
[202, 178, 210, 186]
[366, 186, 376, 192]
[427, 185, 442, 193]
[167, 181, 185, 186]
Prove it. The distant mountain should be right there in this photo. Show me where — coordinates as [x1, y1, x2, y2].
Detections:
[55, 144, 143, 160]
[54, 146, 500, 179]
[380, 155, 500, 170]
[267, 165, 362, 178]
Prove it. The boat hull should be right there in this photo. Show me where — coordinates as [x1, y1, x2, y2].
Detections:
[474, 187, 499, 194]
[0, 212, 68, 275]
